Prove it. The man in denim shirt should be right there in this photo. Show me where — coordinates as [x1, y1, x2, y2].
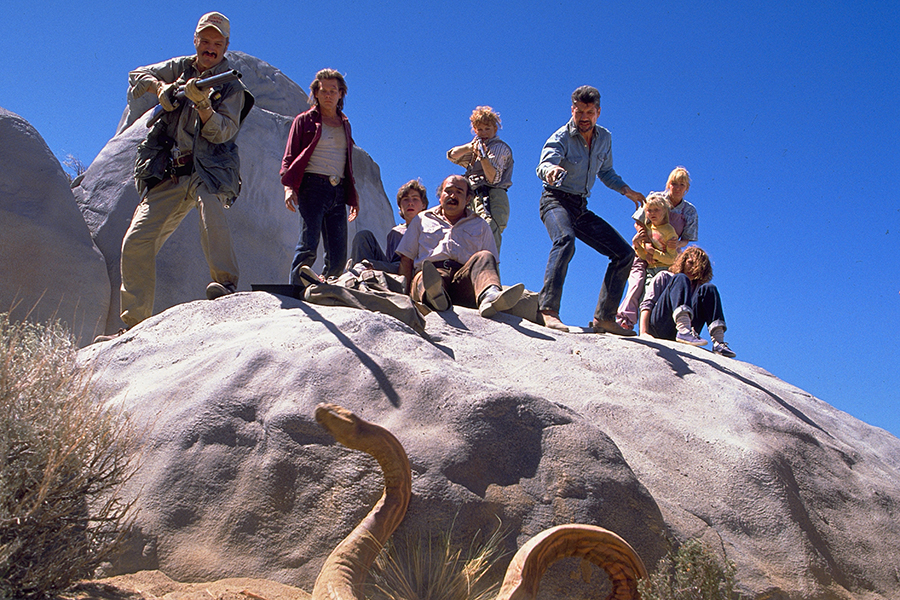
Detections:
[536, 85, 645, 335]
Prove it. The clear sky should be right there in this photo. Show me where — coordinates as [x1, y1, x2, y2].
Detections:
[2, 1, 898, 438]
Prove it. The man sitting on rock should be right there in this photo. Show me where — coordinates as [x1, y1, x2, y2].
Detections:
[346, 179, 428, 274]
[396, 175, 524, 318]
[97, 12, 253, 342]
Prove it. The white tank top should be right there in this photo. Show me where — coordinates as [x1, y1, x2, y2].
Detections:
[306, 124, 347, 179]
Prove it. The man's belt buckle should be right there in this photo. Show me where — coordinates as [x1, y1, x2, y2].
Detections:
[329, 175, 341, 187]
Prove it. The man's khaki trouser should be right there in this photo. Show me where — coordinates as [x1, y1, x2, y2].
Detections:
[120, 173, 238, 328]
[410, 250, 501, 309]
[470, 187, 509, 252]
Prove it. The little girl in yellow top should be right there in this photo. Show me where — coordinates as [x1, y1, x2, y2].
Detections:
[616, 193, 678, 329]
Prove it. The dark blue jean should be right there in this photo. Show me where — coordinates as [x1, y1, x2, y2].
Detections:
[291, 174, 347, 282]
[648, 273, 726, 340]
[349, 230, 399, 273]
[538, 188, 634, 321]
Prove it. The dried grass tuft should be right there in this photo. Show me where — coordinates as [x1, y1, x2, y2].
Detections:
[367, 522, 507, 600]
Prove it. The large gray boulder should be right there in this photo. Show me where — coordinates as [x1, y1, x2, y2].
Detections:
[80, 294, 900, 600]
[0, 107, 110, 343]
[75, 52, 395, 335]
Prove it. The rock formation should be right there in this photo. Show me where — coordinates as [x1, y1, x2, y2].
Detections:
[0, 107, 110, 343]
[73, 51, 396, 335]
[4, 50, 899, 600]
[80, 292, 900, 600]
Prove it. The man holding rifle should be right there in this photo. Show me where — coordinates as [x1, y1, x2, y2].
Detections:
[100, 12, 253, 340]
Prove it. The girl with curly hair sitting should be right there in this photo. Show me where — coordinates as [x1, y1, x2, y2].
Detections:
[639, 246, 735, 357]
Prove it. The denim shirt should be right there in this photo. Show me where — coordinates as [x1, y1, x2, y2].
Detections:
[536, 119, 625, 198]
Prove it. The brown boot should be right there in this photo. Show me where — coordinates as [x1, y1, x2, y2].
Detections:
[540, 310, 569, 332]
[421, 261, 450, 311]
[592, 319, 638, 337]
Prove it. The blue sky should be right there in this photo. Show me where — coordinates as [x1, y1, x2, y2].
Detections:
[2, 1, 898, 438]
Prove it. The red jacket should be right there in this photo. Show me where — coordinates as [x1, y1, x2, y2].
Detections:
[280, 105, 358, 209]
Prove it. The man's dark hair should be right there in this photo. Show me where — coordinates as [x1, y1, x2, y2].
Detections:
[571, 85, 601, 108]
[397, 179, 429, 209]
[436, 175, 473, 200]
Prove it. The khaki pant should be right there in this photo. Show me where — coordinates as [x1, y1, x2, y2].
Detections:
[470, 187, 509, 252]
[120, 173, 238, 328]
[410, 250, 501, 309]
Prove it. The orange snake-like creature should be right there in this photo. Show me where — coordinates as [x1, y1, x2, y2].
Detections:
[312, 403, 646, 600]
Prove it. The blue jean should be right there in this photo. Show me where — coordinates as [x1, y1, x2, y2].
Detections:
[349, 230, 400, 274]
[291, 174, 347, 282]
[538, 188, 634, 321]
[648, 273, 726, 340]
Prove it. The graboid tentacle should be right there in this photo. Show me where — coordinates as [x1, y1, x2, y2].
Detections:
[312, 403, 412, 600]
[496, 524, 648, 600]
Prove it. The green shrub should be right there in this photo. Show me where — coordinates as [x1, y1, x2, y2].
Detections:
[638, 538, 738, 600]
[0, 314, 137, 599]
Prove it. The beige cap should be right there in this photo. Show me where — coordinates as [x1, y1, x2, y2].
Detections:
[196, 12, 230, 38]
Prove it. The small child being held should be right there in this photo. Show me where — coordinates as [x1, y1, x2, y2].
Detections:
[616, 192, 678, 329]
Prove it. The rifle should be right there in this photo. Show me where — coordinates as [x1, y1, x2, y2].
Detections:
[146, 69, 243, 127]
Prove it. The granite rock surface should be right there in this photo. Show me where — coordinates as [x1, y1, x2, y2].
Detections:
[81, 292, 900, 600]
[0, 107, 110, 343]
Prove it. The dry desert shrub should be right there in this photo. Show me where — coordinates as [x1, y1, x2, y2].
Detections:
[637, 538, 739, 600]
[0, 313, 138, 599]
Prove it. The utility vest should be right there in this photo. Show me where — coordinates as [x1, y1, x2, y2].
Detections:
[134, 57, 254, 203]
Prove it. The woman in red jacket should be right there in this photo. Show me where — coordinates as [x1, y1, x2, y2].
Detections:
[281, 69, 358, 282]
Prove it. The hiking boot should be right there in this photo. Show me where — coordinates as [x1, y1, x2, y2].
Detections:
[290, 265, 323, 287]
[93, 328, 127, 344]
[206, 281, 237, 300]
[676, 329, 708, 346]
[592, 319, 638, 337]
[298, 265, 324, 287]
[540, 310, 569, 332]
[713, 340, 736, 357]
[478, 283, 525, 318]
[421, 261, 450, 311]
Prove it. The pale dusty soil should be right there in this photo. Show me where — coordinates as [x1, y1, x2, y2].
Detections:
[61, 571, 310, 600]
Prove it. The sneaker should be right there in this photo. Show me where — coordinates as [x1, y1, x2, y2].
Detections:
[676, 329, 708, 346]
[421, 261, 450, 311]
[478, 283, 525, 318]
[713, 340, 736, 357]
[592, 319, 638, 337]
[206, 281, 237, 300]
[92, 328, 127, 344]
